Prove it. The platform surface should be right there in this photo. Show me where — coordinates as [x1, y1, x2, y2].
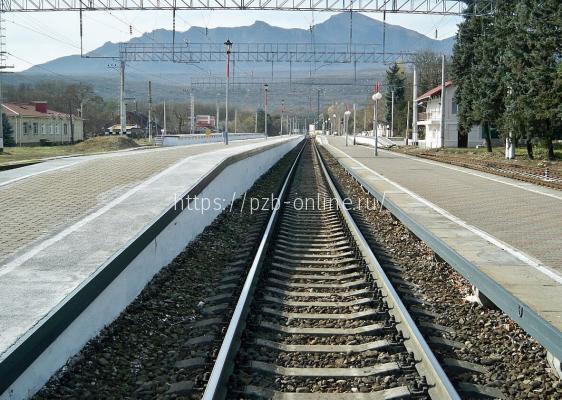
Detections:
[0, 141, 262, 264]
[0, 137, 296, 358]
[321, 136, 562, 358]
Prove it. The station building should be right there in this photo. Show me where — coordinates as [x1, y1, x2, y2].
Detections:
[2, 101, 84, 145]
[416, 82, 490, 148]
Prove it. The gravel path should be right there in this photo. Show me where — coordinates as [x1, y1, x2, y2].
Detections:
[319, 145, 562, 399]
[34, 147, 300, 400]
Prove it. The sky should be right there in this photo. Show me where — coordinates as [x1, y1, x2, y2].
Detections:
[5, 11, 462, 72]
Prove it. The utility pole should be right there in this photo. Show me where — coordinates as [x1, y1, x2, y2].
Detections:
[406, 101, 410, 145]
[264, 84, 269, 139]
[440, 54, 446, 148]
[190, 92, 194, 134]
[316, 89, 320, 130]
[353, 103, 356, 145]
[234, 109, 237, 134]
[163, 101, 167, 135]
[391, 90, 394, 138]
[0, 13, 7, 152]
[68, 102, 75, 144]
[363, 109, 366, 132]
[412, 64, 418, 144]
[255, 107, 258, 133]
[280, 99, 284, 135]
[148, 81, 152, 142]
[119, 60, 126, 136]
[216, 95, 220, 132]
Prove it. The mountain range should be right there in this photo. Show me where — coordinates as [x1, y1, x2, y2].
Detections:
[21, 12, 454, 77]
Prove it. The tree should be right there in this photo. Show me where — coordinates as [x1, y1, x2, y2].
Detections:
[524, 0, 562, 160]
[384, 63, 406, 136]
[413, 51, 450, 94]
[256, 109, 272, 134]
[2, 114, 15, 147]
[453, 0, 561, 158]
[452, 4, 501, 152]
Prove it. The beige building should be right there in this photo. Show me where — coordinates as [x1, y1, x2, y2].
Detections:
[2, 101, 84, 145]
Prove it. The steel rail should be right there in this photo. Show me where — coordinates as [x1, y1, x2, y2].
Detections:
[202, 141, 305, 400]
[313, 141, 461, 400]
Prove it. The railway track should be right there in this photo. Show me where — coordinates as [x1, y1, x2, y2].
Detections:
[414, 152, 562, 191]
[203, 140, 460, 399]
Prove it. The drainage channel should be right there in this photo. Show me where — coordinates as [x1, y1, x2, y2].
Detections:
[203, 139, 460, 399]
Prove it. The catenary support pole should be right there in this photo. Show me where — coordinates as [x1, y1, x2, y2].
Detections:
[412, 64, 418, 143]
[353, 103, 356, 145]
[440, 54, 446, 148]
[148, 81, 152, 142]
[406, 100, 410, 145]
[255, 107, 258, 133]
[120, 61, 126, 136]
[216, 96, 220, 132]
[190, 92, 194, 134]
[391, 90, 394, 138]
[163, 101, 167, 135]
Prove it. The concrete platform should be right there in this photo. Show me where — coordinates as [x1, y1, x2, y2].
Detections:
[0, 136, 302, 398]
[319, 136, 562, 363]
[0, 140, 264, 264]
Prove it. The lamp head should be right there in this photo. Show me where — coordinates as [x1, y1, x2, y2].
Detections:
[344, 110, 351, 116]
[264, 83, 269, 91]
[372, 92, 382, 101]
[224, 39, 233, 52]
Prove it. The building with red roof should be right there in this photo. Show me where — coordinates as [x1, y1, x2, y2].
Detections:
[415, 81, 487, 148]
[2, 101, 84, 145]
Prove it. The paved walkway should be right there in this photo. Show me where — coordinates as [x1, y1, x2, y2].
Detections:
[326, 136, 562, 275]
[0, 141, 258, 265]
[321, 136, 562, 360]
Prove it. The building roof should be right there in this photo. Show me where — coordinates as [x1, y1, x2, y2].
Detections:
[1, 103, 73, 118]
[416, 81, 453, 101]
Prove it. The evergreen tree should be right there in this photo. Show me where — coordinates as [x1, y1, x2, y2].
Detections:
[452, 5, 481, 139]
[524, 0, 562, 160]
[498, 0, 534, 157]
[2, 114, 15, 147]
[453, 0, 561, 158]
[384, 62, 406, 136]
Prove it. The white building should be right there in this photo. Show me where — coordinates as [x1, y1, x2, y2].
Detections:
[416, 82, 483, 148]
[2, 102, 84, 145]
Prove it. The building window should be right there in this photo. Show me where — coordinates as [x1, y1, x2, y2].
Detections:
[33, 122, 38, 135]
[451, 98, 458, 115]
[63, 123, 68, 135]
[39, 124, 44, 134]
[55, 124, 59, 135]
[47, 123, 51, 134]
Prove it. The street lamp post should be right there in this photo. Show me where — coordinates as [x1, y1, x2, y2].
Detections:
[264, 83, 269, 139]
[224, 39, 232, 145]
[332, 114, 336, 136]
[344, 107, 351, 146]
[372, 92, 383, 156]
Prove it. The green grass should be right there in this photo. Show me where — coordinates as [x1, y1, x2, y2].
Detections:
[0, 136, 146, 166]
